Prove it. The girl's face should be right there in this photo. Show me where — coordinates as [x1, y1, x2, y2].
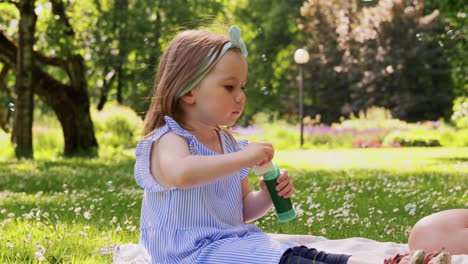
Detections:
[184, 50, 247, 127]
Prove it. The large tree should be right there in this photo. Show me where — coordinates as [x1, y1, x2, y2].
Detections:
[0, 0, 98, 157]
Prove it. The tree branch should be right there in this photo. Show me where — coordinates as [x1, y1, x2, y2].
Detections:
[0, 30, 71, 96]
[0, 30, 65, 67]
[34, 52, 64, 66]
[49, 0, 75, 36]
[0, 30, 17, 63]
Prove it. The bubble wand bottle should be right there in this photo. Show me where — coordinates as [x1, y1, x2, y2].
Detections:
[253, 161, 296, 223]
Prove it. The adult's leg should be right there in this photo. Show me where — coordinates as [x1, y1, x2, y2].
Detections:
[408, 209, 468, 255]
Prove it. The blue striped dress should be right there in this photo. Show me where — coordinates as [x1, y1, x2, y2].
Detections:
[134, 116, 297, 264]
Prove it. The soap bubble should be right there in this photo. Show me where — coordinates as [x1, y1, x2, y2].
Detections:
[404, 203, 417, 216]
[447, 30, 456, 39]
[416, 32, 424, 41]
[106, 181, 115, 192]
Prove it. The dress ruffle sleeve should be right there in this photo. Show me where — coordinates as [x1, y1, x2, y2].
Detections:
[134, 116, 198, 192]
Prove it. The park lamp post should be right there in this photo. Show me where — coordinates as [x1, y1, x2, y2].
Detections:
[294, 48, 310, 148]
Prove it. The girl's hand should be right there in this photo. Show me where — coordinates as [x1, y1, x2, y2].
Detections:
[275, 170, 295, 198]
[240, 142, 274, 168]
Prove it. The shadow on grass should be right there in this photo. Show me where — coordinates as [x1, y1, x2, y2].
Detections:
[0, 157, 136, 193]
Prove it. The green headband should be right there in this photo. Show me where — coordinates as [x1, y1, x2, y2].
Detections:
[175, 25, 248, 100]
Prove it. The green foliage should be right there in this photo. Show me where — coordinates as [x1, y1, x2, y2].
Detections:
[424, 0, 467, 97]
[92, 104, 143, 149]
[383, 123, 468, 148]
[233, 0, 303, 124]
[0, 113, 63, 160]
[451, 97, 468, 129]
[0, 131, 13, 159]
[33, 126, 64, 158]
[0, 3, 18, 35]
[383, 129, 442, 147]
[440, 128, 468, 147]
[335, 107, 410, 131]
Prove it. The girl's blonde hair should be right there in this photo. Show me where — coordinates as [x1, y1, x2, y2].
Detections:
[143, 29, 231, 136]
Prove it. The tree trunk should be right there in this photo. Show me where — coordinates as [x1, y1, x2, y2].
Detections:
[0, 65, 13, 132]
[97, 69, 115, 111]
[12, 0, 37, 159]
[115, 0, 128, 105]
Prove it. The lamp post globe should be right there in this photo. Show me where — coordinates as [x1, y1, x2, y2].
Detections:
[294, 48, 310, 64]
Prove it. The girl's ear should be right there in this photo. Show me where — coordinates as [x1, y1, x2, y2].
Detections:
[179, 91, 196, 105]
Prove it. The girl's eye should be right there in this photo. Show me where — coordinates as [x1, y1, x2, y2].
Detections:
[224, 85, 234, 91]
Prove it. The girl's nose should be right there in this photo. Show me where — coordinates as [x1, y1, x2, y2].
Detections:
[235, 91, 246, 104]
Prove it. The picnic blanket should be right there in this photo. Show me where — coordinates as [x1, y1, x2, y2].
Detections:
[106, 234, 468, 263]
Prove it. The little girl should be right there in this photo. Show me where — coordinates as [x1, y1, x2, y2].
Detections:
[133, 25, 448, 264]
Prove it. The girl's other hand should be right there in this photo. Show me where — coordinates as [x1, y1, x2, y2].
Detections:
[241, 142, 274, 168]
[275, 170, 295, 198]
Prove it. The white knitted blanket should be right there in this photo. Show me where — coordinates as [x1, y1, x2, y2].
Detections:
[105, 234, 468, 263]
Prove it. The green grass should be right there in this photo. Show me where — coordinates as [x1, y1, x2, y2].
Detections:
[0, 147, 467, 263]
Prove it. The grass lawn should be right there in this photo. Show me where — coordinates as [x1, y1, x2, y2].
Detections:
[0, 147, 467, 263]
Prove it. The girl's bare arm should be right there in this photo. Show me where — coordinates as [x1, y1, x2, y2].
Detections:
[153, 132, 272, 188]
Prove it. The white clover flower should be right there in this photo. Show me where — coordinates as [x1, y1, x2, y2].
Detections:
[35, 250, 46, 262]
[320, 228, 326, 235]
[83, 211, 91, 220]
[342, 209, 349, 217]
